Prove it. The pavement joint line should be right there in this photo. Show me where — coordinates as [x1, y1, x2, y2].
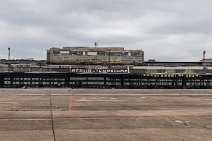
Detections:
[0, 119, 51, 121]
[2, 94, 212, 96]
[76, 100, 125, 102]
[0, 102, 18, 103]
[49, 90, 56, 141]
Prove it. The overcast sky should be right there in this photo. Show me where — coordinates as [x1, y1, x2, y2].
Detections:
[0, 0, 212, 61]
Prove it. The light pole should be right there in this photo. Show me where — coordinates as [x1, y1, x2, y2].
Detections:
[8, 47, 11, 72]
[8, 47, 10, 60]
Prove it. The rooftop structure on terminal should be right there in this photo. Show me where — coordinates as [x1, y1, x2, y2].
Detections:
[47, 47, 144, 65]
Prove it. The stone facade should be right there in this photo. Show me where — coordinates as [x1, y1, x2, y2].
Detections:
[47, 47, 144, 64]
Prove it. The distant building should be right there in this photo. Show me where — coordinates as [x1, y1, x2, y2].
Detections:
[47, 47, 144, 64]
[0, 59, 46, 65]
[201, 59, 212, 66]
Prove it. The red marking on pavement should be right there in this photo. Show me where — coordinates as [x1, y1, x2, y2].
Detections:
[69, 96, 72, 112]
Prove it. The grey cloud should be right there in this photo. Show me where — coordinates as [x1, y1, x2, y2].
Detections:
[0, 0, 212, 61]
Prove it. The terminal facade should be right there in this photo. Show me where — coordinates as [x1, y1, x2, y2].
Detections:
[1, 47, 212, 88]
[47, 47, 144, 64]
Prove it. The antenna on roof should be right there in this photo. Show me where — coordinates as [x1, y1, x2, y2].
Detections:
[94, 41, 99, 48]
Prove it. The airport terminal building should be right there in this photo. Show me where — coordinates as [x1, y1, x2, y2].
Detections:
[1, 47, 212, 88]
[47, 47, 144, 64]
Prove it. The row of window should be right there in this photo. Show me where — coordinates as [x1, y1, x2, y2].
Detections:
[4, 81, 65, 85]
[56, 51, 143, 57]
[4, 81, 212, 86]
[132, 69, 203, 74]
[4, 78, 212, 82]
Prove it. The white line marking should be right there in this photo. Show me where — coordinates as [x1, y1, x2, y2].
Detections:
[204, 99, 212, 101]
[0, 102, 18, 104]
[0, 119, 51, 121]
[1, 93, 212, 96]
[76, 100, 121, 102]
